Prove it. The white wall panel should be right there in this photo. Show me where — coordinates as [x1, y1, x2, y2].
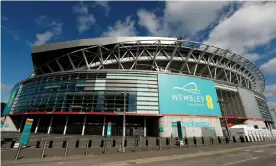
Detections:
[238, 87, 262, 119]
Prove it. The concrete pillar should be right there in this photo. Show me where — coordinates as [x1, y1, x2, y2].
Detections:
[82, 115, 86, 136]
[159, 116, 172, 138]
[102, 116, 106, 136]
[47, 116, 53, 134]
[144, 117, 147, 137]
[35, 117, 40, 133]
[63, 116, 69, 135]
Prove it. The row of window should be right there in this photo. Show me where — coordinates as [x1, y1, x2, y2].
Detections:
[13, 92, 138, 113]
[256, 98, 273, 121]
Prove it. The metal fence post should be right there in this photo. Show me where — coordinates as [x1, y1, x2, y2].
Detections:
[40, 142, 47, 159]
[64, 142, 69, 157]
[85, 141, 89, 155]
[14, 143, 22, 160]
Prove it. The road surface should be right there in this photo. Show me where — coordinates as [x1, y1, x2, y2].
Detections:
[137, 145, 276, 166]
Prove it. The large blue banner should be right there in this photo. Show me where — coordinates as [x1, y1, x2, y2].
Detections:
[2, 85, 20, 116]
[158, 74, 221, 116]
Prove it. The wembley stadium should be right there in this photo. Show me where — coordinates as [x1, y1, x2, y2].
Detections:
[2, 37, 274, 138]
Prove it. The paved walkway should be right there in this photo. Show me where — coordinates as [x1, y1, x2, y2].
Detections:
[2, 142, 276, 166]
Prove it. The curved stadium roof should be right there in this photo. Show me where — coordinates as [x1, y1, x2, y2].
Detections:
[30, 37, 265, 94]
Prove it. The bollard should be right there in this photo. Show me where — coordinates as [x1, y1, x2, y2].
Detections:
[40, 142, 47, 159]
[124, 138, 127, 147]
[112, 138, 116, 147]
[158, 138, 161, 150]
[1, 138, 3, 147]
[75, 139, 80, 148]
[10, 139, 16, 148]
[218, 137, 221, 144]
[185, 137, 188, 145]
[240, 136, 244, 143]
[186, 137, 190, 148]
[202, 137, 205, 145]
[146, 138, 149, 151]
[136, 139, 139, 146]
[103, 140, 107, 154]
[14, 143, 22, 160]
[232, 136, 236, 143]
[64, 142, 69, 157]
[36, 139, 41, 148]
[88, 139, 92, 148]
[100, 140, 104, 147]
[48, 139, 53, 148]
[245, 136, 249, 143]
[166, 138, 169, 145]
[193, 137, 198, 147]
[156, 137, 160, 146]
[85, 141, 89, 155]
[226, 137, 229, 143]
[210, 137, 213, 145]
[62, 138, 67, 148]
[169, 138, 172, 149]
[134, 137, 137, 152]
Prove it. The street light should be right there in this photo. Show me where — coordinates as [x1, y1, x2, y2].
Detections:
[218, 98, 231, 139]
[120, 90, 128, 153]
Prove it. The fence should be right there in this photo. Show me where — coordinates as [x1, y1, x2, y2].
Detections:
[1, 134, 275, 161]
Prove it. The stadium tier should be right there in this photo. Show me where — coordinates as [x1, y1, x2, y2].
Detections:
[1, 37, 274, 137]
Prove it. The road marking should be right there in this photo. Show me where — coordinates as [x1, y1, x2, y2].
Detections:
[254, 150, 264, 153]
[241, 149, 250, 152]
[223, 157, 259, 166]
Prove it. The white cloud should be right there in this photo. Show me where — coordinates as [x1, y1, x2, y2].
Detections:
[102, 16, 136, 37]
[33, 31, 53, 46]
[260, 57, 276, 75]
[30, 16, 63, 46]
[204, 2, 276, 61]
[2, 25, 20, 41]
[137, 9, 162, 36]
[138, 1, 230, 37]
[268, 101, 276, 110]
[94, 1, 110, 16]
[264, 84, 276, 98]
[1, 84, 13, 93]
[73, 2, 96, 33]
[243, 53, 261, 62]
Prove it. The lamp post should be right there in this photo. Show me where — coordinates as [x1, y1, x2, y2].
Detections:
[120, 90, 127, 153]
[218, 98, 230, 139]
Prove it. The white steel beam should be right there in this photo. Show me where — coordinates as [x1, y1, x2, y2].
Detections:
[179, 43, 196, 73]
[56, 59, 65, 71]
[68, 54, 76, 70]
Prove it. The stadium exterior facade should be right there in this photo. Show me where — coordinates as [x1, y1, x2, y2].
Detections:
[2, 37, 274, 137]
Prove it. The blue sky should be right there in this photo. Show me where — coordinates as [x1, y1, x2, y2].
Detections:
[1, 1, 276, 109]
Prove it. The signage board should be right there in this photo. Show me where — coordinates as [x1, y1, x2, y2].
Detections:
[106, 122, 112, 139]
[158, 74, 221, 116]
[20, 118, 33, 146]
[172, 122, 211, 128]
